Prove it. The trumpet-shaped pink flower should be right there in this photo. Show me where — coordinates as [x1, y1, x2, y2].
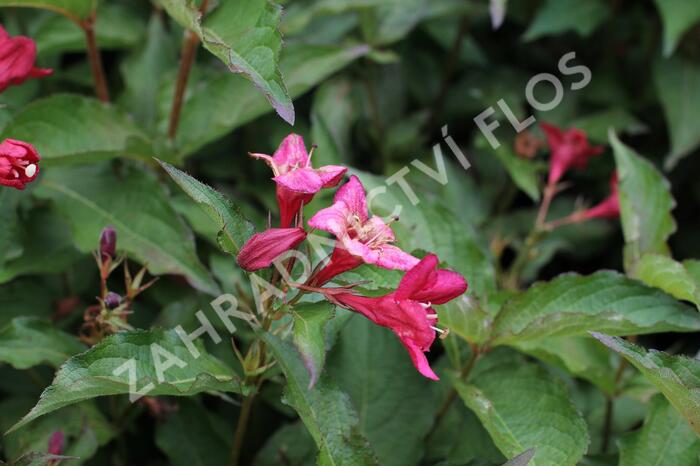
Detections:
[583, 172, 620, 219]
[308, 175, 419, 285]
[0, 138, 40, 190]
[237, 227, 307, 271]
[320, 254, 467, 380]
[251, 134, 346, 227]
[0, 26, 52, 93]
[541, 123, 604, 185]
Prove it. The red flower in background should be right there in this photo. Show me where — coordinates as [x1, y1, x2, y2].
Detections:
[583, 172, 620, 219]
[541, 123, 604, 185]
[0, 138, 40, 189]
[237, 227, 307, 271]
[0, 25, 52, 92]
[251, 134, 346, 227]
[319, 254, 467, 380]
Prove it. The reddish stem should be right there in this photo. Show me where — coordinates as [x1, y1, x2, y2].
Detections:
[82, 12, 110, 102]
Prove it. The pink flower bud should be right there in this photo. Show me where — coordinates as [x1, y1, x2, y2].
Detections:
[100, 226, 117, 259]
[0, 25, 52, 92]
[237, 227, 307, 271]
[47, 431, 64, 455]
[104, 292, 121, 309]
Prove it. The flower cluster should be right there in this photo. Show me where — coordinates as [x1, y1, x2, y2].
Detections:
[0, 25, 51, 191]
[541, 123, 620, 224]
[238, 134, 468, 380]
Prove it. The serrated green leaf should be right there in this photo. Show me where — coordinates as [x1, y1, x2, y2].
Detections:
[159, 0, 293, 123]
[292, 301, 334, 389]
[158, 159, 254, 255]
[0, 317, 85, 370]
[165, 42, 368, 159]
[523, 0, 609, 41]
[504, 448, 536, 466]
[610, 131, 676, 271]
[636, 253, 700, 308]
[254, 422, 317, 466]
[454, 358, 588, 466]
[652, 0, 700, 57]
[262, 332, 379, 466]
[0, 94, 151, 165]
[0, 0, 94, 21]
[327, 315, 436, 466]
[8, 329, 244, 433]
[653, 57, 700, 169]
[491, 271, 700, 345]
[592, 333, 700, 436]
[619, 394, 700, 466]
[34, 163, 219, 295]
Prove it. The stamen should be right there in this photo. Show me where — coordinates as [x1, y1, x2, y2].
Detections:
[11, 169, 19, 178]
[420, 302, 432, 309]
[426, 314, 438, 318]
[24, 164, 37, 178]
[430, 325, 445, 334]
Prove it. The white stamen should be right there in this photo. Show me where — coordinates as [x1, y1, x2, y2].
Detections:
[430, 325, 445, 334]
[24, 164, 37, 178]
[426, 314, 438, 318]
[420, 302, 432, 309]
[11, 169, 19, 178]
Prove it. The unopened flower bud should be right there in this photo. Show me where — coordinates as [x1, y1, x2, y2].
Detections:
[100, 226, 116, 259]
[47, 430, 64, 455]
[104, 292, 121, 309]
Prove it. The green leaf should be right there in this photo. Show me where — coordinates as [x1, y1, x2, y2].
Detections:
[292, 301, 334, 389]
[262, 332, 379, 465]
[327, 315, 436, 466]
[619, 394, 700, 466]
[491, 271, 700, 345]
[592, 333, 700, 436]
[254, 422, 317, 466]
[0, 279, 52, 327]
[0, 94, 151, 165]
[165, 42, 368, 159]
[158, 160, 254, 255]
[610, 131, 676, 271]
[34, 163, 220, 295]
[652, 0, 700, 57]
[0, 189, 23, 266]
[512, 336, 616, 395]
[0, 207, 81, 284]
[8, 329, 244, 433]
[0, 0, 94, 21]
[155, 400, 231, 466]
[635, 253, 700, 308]
[475, 134, 541, 202]
[523, 0, 609, 41]
[454, 358, 589, 466]
[159, 0, 293, 123]
[0, 399, 114, 465]
[311, 78, 357, 167]
[571, 108, 647, 144]
[120, 12, 177, 131]
[33, 4, 146, 55]
[504, 449, 536, 466]
[0, 318, 85, 370]
[653, 57, 700, 169]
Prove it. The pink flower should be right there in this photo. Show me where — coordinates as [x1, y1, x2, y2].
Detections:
[0, 25, 52, 92]
[47, 430, 64, 455]
[541, 123, 604, 185]
[308, 175, 419, 285]
[583, 172, 620, 220]
[0, 138, 40, 190]
[319, 254, 468, 380]
[251, 134, 346, 227]
[237, 227, 307, 271]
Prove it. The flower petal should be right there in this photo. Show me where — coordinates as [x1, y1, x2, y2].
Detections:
[334, 175, 368, 221]
[274, 167, 324, 194]
[399, 338, 439, 380]
[411, 269, 468, 305]
[374, 245, 420, 271]
[395, 254, 440, 300]
[308, 201, 350, 238]
[237, 227, 307, 271]
[272, 133, 308, 167]
[316, 165, 347, 188]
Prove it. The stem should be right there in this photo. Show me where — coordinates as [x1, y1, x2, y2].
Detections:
[168, 0, 209, 140]
[423, 16, 469, 132]
[535, 183, 557, 228]
[425, 344, 480, 440]
[230, 392, 256, 466]
[503, 230, 545, 290]
[82, 12, 110, 102]
[601, 342, 631, 452]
